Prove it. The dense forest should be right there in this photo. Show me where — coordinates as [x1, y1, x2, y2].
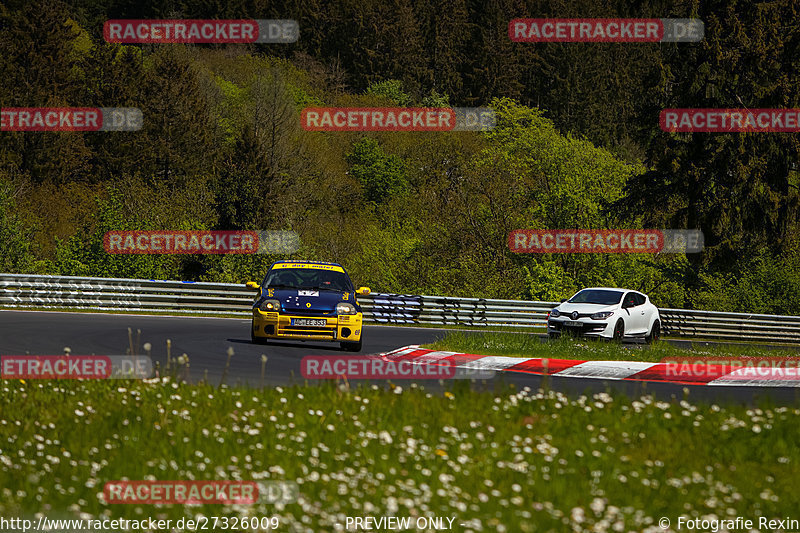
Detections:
[1, 0, 799, 313]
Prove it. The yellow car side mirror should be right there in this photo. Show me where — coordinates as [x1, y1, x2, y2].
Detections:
[245, 281, 260, 290]
[356, 287, 371, 296]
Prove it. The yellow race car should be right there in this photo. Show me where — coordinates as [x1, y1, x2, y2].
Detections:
[246, 261, 371, 351]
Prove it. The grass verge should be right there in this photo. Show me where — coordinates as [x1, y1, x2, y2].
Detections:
[425, 331, 800, 362]
[1, 378, 799, 532]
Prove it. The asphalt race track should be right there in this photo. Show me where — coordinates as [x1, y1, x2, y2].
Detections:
[0, 310, 446, 386]
[2, 310, 799, 405]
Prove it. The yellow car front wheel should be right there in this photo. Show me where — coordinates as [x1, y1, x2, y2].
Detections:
[340, 339, 362, 352]
[251, 328, 268, 345]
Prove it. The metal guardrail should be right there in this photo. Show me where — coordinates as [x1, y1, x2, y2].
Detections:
[2, 273, 800, 344]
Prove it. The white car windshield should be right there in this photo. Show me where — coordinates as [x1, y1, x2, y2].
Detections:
[568, 289, 624, 305]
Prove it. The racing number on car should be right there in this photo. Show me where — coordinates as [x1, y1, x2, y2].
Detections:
[268, 288, 274, 297]
[342, 293, 349, 301]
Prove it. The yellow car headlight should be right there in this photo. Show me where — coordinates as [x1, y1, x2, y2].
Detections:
[336, 302, 357, 315]
[259, 299, 281, 312]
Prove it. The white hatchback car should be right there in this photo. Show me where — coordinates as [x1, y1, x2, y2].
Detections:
[547, 288, 661, 343]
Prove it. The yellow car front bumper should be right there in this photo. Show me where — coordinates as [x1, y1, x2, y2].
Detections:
[251, 310, 363, 342]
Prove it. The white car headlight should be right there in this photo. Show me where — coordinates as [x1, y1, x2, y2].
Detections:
[259, 299, 281, 312]
[590, 311, 614, 320]
[336, 302, 357, 315]
[549, 308, 560, 318]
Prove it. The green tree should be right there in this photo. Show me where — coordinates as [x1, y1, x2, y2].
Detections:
[612, 0, 800, 305]
[0, 173, 34, 272]
[0, 0, 92, 183]
[346, 138, 408, 204]
[365, 79, 412, 106]
[140, 46, 219, 183]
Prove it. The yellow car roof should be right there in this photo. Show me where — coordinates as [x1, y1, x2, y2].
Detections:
[272, 262, 345, 273]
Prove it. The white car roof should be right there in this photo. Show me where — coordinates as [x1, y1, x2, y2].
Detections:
[577, 287, 647, 296]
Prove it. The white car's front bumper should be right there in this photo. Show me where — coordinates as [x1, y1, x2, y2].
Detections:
[547, 317, 615, 338]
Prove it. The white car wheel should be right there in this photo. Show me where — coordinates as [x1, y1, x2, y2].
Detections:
[645, 320, 661, 344]
[612, 319, 625, 341]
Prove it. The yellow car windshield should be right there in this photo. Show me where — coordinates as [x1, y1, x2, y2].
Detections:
[262, 268, 352, 292]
